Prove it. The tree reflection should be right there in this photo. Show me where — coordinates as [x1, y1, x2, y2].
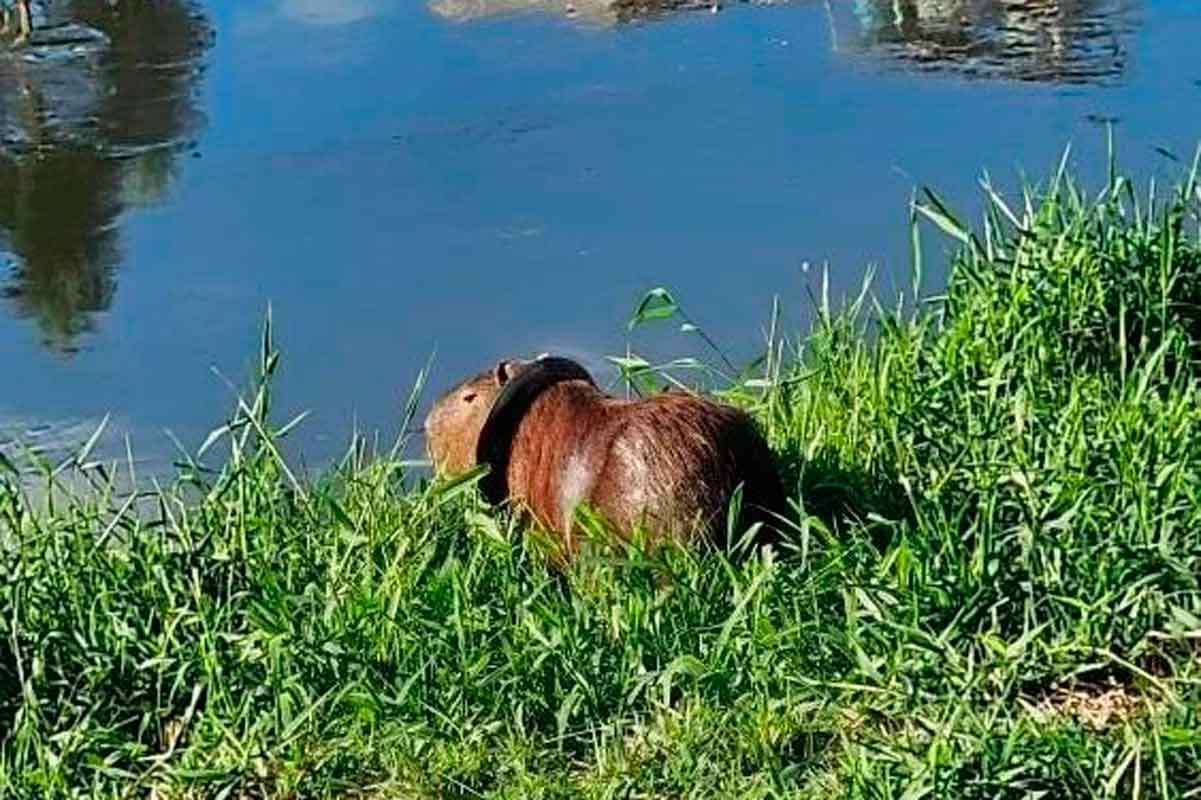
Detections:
[0, 0, 212, 353]
[0, 150, 121, 350]
[432, 0, 1134, 84]
[839, 0, 1133, 83]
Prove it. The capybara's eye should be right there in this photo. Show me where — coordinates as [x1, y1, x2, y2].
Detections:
[463, 393, 477, 403]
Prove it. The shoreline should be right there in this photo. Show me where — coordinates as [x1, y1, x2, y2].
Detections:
[3, 160, 1201, 797]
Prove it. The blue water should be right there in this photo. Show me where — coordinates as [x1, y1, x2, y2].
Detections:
[2, 0, 1201, 471]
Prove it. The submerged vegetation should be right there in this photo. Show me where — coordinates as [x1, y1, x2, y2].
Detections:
[3, 155, 1201, 797]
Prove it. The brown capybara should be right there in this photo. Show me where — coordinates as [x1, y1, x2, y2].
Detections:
[424, 355, 787, 557]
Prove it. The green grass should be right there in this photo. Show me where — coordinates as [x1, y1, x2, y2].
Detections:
[3, 155, 1201, 798]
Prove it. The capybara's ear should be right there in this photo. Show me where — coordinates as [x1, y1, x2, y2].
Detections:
[494, 360, 516, 385]
[495, 358, 533, 385]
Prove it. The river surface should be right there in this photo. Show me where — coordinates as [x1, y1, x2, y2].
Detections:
[2, 0, 1201, 473]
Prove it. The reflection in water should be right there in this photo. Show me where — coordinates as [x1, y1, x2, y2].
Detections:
[279, 0, 400, 26]
[839, 0, 1136, 83]
[0, 151, 121, 348]
[435, 0, 1136, 84]
[430, 0, 731, 25]
[0, 1, 211, 352]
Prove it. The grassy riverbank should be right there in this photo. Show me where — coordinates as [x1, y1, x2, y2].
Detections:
[3, 157, 1201, 798]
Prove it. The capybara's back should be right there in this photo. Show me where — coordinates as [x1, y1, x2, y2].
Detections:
[584, 391, 786, 546]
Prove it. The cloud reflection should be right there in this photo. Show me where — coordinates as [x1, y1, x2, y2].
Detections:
[276, 0, 400, 26]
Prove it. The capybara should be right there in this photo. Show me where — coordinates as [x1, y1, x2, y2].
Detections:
[424, 355, 787, 556]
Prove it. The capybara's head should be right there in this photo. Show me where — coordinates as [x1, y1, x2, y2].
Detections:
[425, 358, 535, 475]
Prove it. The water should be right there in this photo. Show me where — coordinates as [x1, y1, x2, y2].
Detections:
[2, 0, 1200, 472]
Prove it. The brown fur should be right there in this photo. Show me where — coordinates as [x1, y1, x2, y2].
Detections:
[425, 357, 787, 557]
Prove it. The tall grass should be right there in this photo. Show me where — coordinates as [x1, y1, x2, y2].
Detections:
[2, 157, 1201, 798]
